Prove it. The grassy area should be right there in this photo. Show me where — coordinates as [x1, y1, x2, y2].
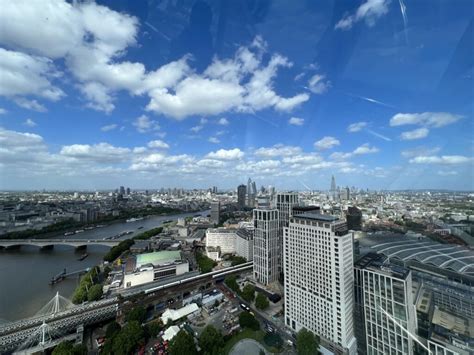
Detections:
[222, 329, 268, 354]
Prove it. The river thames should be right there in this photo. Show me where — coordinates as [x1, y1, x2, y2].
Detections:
[0, 210, 208, 322]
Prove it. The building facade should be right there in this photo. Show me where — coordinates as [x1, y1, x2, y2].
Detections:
[235, 229, 253, 261]
[253, 208, 279, 285]
[284, 213, 357, 354]
[354, 253, 417, 355]
[210, 201, 220, 225]
[237, 184, 247, 209]
[276, 192, 299, 273]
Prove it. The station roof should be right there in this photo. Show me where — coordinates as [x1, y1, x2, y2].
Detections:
[367, 237, 474, 276]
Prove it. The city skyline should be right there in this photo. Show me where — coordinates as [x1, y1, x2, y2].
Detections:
[0, 0, 473, 191]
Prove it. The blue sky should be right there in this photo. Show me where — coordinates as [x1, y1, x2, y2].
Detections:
[0, 0, 472, 191]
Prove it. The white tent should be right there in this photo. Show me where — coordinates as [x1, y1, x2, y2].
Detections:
[162, 325, 180, 341]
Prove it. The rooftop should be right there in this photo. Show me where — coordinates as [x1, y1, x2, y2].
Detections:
[365, 236, 474, 276]
[294, 213, 339, 222]
[136, 250, 181, 267]
[355, 253, 410, 279]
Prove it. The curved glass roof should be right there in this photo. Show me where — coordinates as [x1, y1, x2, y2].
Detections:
[370, 238, 474, 275]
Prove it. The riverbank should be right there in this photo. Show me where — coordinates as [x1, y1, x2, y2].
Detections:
[0, 210, 209, 321]
[0, 206, 191, 240]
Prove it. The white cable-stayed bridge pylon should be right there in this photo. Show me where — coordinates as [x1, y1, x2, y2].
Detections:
[35, 292, 75, 317]
[16, 321, 60, 351]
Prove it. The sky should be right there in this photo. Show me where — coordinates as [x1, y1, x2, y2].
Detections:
[0, 0, 473, 191]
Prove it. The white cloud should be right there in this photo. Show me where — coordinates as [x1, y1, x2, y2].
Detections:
[401, 146, 441, 158]
[208, 137, 220, 144]
[347, 121, 367, 132]
[217, 118, 229, 126]
[190, 125, 203, 133]
[307, 74, 330, 94]
[288, 117, 304, 126]
[390, 112, 462, 128]
[1, 2, 309, 118]
[206, 148, 244, 160]
[335, 0, 391, 30]
[23, 118, 36, 127]
[146, 39, 309, 119]
[147, 140, 169, 149]
[133, 115, 160, 133]
[255, 144, 302, 157]
[13, 98, 47, 112]
[101, 124, 118, 132]
[353, 143, 379, 155]
[60, 143, 131, 163]
[314, 136, 340, 150]
[0, 48, 64, 103]
[330, 143, 379, 160]
[0, 108, 6, 114]
[409, 155, 472, 165]
[400, 127, 429, 140]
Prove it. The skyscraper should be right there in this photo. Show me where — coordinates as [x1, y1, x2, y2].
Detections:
[276, 192, 299, 273]
[237, 184, 247, 209]
[346, 206, 362, 230]
[354, 253, 416, 355]
[330, 175, 336, 199]
[284, 213, 357, 354]
[253, 208, 279, 285]
[119, 186, 125, 195]
[210, 201, 220, 225]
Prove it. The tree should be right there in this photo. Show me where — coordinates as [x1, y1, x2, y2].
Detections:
[52, 341, 86, 355]
[231, 256, 246, 266]
[87, 284, 103, 301]
[225, 276, 240, 293]
[145, 321, 163, 339]
[72, 286, 87, 304]
[111, 321, 145, 355]
[255, 292, 269, 310]
[126, 305, 146, 324]
[199, 325, 224, 354]
[196, 252, 217, 273]
[238, 311, 259, 331]
[241, 284, 255, 303]
[296, 328, 319, 355]
[169, 330, 198, 355]
[105, 321, 121, 338]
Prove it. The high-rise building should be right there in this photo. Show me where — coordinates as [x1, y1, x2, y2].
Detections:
[354, 253, 416, 355]
[276, 192, 299, 273]
[247, 178, 256, 207]
[210, 201, 220, 225]
[330, 175, 336, 197]
[119, 186, 125, 195]
[346, 206, 362, 230]
[284, 213, 357, 354]
[237, 184, 247, 209]
[126, 187, 131, 195]
[253, 208, 279, 285]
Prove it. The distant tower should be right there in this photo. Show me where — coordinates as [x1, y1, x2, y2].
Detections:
[210, 201, 221, 225]
[330, 175, 336, 199]
[237, 184, 247, 209]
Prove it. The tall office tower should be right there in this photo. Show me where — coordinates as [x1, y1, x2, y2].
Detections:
[210, 201, 220, 225]
[253, 208, 279, 285]
[330, 175, 337, 199]
[276, 192, 299, 273]
[119, 186, 125, 195]
[354, 253, 416, 355]
[346, 206, 362, 230]
[237, 184, 247, 209]
[284, 213, 357, 355]
[126, 187, 131, 195]
[251, 181, 257, 196]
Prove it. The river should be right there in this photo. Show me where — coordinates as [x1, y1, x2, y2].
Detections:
[0, 210, 209, 322]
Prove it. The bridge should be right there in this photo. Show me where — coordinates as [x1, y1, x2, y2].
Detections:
[0, 262, 253, 353]
[0, 239, 120, 249]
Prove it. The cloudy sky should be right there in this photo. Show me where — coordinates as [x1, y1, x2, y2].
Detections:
[0, 0, 472, 190]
